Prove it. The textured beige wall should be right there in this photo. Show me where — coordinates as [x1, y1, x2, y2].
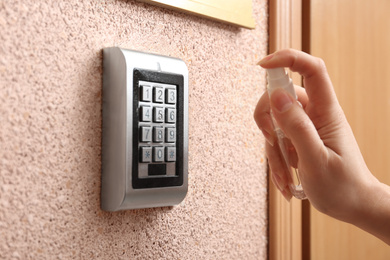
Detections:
[0, 0, 268, 259]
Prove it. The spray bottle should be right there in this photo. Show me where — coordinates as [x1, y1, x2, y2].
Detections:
[267, 68, 307, 200]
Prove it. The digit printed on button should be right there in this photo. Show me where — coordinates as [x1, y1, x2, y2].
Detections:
[153, 86, 164, 103]
[166, 127, 176, 143]
[166, 88, 176, 104]
[153, 147, 164, 162]
[140, 106, 151, 122]
[140, 85, 152, 102]
[153, 107, 164, 122]
[153, 127, 164, 142]
[165, 108, 176, 123]
[140, 126, 152, 142]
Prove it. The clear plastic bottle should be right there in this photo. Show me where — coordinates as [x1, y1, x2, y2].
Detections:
[266, 68, 307, 200]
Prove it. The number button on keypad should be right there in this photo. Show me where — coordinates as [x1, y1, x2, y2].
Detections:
[154, 86, 164, 103]
[140, 126, 152, 142]
[140, 147, 152, 162]
[166, 127, 176, 143]
[141, 85, 152, 102]
[153, 147, 164, 162]
[140, 106, 152, 122]
[153, 127, 164, 142]
[166, 147, 176, 162]
[166, 88, 176, 104]
[166, 108, 176, 123]
[154, 107, 164, 122]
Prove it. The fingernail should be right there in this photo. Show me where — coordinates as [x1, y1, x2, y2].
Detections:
[261, 129, 275, 146]
[257, 54, 274, 66]
[281, 187, 292, 201]
[271, 89, 293, 113]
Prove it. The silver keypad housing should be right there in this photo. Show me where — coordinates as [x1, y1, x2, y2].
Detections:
[101, 47, 188, 211]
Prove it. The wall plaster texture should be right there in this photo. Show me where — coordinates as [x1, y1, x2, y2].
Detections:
[0, 0, 268, 259]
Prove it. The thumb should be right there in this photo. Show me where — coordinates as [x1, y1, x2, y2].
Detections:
[270, 88, 325, 160]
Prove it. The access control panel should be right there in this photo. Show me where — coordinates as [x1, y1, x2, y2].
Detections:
[101, 48, 188, 211]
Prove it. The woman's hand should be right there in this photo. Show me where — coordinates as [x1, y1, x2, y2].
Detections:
[254, 49, 380, 224]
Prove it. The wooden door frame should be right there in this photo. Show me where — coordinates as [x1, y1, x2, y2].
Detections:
[268, 0, 303, 259]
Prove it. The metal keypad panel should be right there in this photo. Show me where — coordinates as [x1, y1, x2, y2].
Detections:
[132, 68, 185, 189]
[138, 80, 177, 178]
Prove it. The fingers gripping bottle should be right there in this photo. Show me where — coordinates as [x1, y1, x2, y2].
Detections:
[266, 68, 307, 200]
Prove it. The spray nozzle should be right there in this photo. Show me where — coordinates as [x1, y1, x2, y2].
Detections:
[266, 67, 294, 97]
[267, 68, 287, 80]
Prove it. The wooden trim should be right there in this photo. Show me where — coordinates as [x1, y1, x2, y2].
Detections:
[301, 0, 311, 54]
[139, 0, 255, 29]
[268, 1, 303, 260]
[301, 2, 311, 259]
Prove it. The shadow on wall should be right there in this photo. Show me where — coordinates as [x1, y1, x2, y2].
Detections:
[69, 48, 187, 257]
